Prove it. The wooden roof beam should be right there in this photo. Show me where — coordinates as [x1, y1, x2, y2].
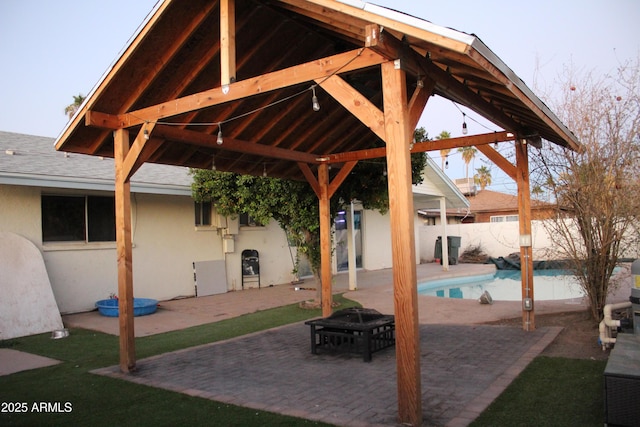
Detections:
[327, 130, 515, 163]
[477, 143, 517, 181]
[365, 25, 523, 134]
[220, 0, 236, 85]
[467, 49, 580, 151]
[152, 125, 318, 164]
[317, 74, 385, 140]
[85, 48, 388, 130]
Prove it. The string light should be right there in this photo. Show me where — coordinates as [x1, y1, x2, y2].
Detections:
[462, 112, 468, 135]
[263, 163, 267, 177]
[211, 155, 216, 171]
[311, 86, 320, 111]
[143, 128, 149, 140]
[216, 123, 223, 145]
[126, 49, 367, 157]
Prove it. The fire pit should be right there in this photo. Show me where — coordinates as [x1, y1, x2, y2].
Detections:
[305, 308, 395, 362]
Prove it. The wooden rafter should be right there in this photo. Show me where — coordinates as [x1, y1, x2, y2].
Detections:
[85, 48, 388, 130]
[278, 0, 470, 54]
[468, 49, 580, 150]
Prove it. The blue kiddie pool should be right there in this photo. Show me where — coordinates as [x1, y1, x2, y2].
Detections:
[95, 298, 158, 317]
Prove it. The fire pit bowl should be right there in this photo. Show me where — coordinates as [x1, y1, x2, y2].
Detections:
[305, 307, 395, 362]
[95, 298, 158, 317]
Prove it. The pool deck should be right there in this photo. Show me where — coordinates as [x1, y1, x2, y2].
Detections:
[6, 262, 633, 426]
[61, 262, 598, 337]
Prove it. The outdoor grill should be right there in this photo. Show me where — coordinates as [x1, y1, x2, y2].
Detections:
[305, 308, 395, 362]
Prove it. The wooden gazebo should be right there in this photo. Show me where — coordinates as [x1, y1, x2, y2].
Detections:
[55, 1, 580, 425]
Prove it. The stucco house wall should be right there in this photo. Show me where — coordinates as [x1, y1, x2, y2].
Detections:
[1, 131, 469, 314]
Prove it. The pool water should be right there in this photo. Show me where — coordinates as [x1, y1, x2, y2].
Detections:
[417, 269, 585, 301]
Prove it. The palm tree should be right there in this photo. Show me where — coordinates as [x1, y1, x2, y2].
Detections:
[458, 146, 477, 180]
[531, 185, 544, 200]
[64, 94, 86, 119]
[474, 165, 492, 190]
[436, 130, 451, 170]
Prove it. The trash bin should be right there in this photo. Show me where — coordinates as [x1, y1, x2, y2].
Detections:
[448, 236, 461, 265]
[435, 236, 462, 265]
[434, 237, 442, 261]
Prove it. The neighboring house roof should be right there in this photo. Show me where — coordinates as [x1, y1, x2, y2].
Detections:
[413, 155, 469, 210]
[467, 189, 552, 214]
[0, 131, 192, 195]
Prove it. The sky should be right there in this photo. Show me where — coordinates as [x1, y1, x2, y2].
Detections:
[1, 0, 638, 192]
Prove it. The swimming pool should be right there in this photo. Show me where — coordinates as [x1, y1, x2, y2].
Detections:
[417, 269, 585, 301]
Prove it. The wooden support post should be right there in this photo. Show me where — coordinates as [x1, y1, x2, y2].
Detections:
[439, 197, 449, 271]
[516, 139, 535, 331]
[347, 201, 357, 291]
[318, 163, 333, 318]
[114, 129, 136, 372]
[382, 60, 422, 426]
[220, 0, 236, 85]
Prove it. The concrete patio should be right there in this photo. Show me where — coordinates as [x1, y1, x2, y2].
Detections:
[76, 263, 590, 426]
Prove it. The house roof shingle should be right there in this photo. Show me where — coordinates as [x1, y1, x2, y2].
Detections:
[0, 131, 192, 195]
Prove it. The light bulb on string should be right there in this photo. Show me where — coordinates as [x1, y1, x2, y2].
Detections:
[216, 123, 223, 145]
[143, 128, 150, 140]
[211, 155, 216, 171]
[263, 164, 267, 177]
[462, 113, 468, 135]
[311, 87, 320, 112]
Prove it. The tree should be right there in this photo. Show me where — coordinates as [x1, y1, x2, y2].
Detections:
[473, 165, 492, 190]
[531, 185, 544, 200]
[458, 146, 477, 180]
[532, 59, 640, 322]
[64, 94, 85, 119]
[191, 128, 429, 301]
[436, 130, 452, 170]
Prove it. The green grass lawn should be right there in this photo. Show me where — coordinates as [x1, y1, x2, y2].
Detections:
[1, 294, 607, 426]
[471, 357, 606, 426]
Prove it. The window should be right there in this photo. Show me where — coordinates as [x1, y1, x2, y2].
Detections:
[490, 214, 519, 223]
[239, 212, 265, 227]
[195, 201, 213, 226]
[42, 195, 115, 242]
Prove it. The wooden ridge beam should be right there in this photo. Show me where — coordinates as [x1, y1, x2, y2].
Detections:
[85, 48, 388, 130]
